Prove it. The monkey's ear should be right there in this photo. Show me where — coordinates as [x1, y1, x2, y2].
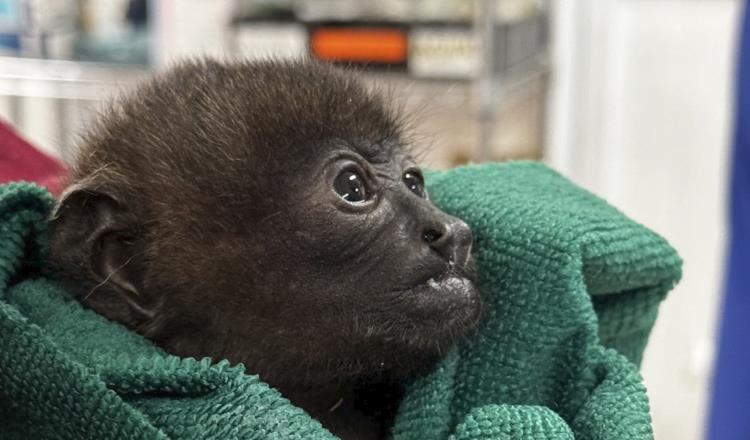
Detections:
[49, 186, 153, 319]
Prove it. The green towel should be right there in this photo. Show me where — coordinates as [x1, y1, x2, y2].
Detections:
[0, 162, 681, 440]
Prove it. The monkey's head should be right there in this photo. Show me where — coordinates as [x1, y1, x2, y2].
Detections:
[49, 59, 482, 389]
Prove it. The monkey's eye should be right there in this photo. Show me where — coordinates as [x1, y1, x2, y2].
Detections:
[334, 169, 368, 203]
[403, 171, 425, 198]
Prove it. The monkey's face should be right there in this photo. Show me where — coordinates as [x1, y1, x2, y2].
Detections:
[299, 146, 480, 340]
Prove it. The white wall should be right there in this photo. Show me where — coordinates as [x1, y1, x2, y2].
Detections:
[151, 0, 234, 65]
[547, 1, 741, 439]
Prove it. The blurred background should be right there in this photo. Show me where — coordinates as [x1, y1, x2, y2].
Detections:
[0, 1, 744, 439]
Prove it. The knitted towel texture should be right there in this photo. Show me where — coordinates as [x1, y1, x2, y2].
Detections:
[0, 162, 681, 439]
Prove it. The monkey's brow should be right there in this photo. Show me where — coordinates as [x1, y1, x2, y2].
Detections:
[357, 142, 398, 165]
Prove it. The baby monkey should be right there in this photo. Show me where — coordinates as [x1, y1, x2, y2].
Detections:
[48, 59, 482, 440]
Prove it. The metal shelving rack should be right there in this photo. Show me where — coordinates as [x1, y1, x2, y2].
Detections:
[0, 0, 549, 166]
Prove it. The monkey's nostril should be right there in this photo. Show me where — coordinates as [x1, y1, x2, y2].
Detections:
[424, 219, 473, 265]
[423, 229, 443, 244]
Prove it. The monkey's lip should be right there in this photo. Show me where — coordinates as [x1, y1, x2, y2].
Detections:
[413, 265, 477, 293]
[414, 261, 477, 288]
[424, 274, 475, 293]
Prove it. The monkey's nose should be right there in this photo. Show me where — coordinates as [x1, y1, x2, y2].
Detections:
[422, 218, 473, 266]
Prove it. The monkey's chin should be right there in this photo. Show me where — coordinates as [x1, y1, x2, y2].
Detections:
[364, 273, 481, 379]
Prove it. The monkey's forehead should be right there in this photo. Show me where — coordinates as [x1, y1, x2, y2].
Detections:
[124, 58, 403, 148]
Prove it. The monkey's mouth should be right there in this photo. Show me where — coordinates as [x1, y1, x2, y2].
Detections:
[414, 257, 478, 292]
[407, 262, 481, 310]
[423, 273, 475, 295]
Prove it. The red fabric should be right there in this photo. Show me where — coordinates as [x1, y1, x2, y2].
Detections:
[0, 121, 68, 196]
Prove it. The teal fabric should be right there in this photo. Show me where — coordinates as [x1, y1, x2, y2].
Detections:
[0, 162, 681, 439]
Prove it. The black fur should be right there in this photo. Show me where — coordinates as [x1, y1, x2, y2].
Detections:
[48, 58, 482, 439]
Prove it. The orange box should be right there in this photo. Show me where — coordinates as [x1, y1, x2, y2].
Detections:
[311, 27, 408, 63]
